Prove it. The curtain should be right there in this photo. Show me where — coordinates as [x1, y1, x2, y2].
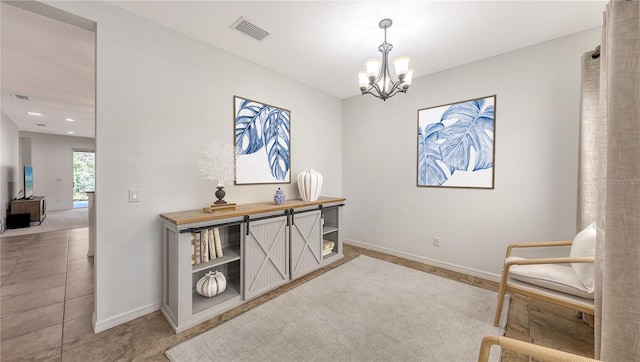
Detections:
[577, 50, 600, 231]
[579, 1, 640, 359]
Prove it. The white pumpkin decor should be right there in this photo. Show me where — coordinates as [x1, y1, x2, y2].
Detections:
[297, 169, 323, 202]
[195, 270, 227, 298]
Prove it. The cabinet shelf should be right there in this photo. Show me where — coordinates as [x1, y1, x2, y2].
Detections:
[322, 251, 338, 260]
[322, 225, 338, 235]
[192, 275, 241, 314]
[192, 245, 240, 273]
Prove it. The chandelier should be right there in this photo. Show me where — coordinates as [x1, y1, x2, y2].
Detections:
[358, 19, 414, 101]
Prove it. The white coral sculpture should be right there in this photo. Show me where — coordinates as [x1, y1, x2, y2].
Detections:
[197, 142, 236, 187]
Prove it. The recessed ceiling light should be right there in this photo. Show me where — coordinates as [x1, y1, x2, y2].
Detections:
[36, 123, 46, 127]
[27, 112, 42, 117]
[65, 118, 75, 122]
[67, 131, 75, 135]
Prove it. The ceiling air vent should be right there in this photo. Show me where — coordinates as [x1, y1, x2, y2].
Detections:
[13, 94, 31, 101]
[231, 17, 269, 41]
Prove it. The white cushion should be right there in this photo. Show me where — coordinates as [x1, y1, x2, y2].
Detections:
[569, 222, 597, 292]
[506, 256, 594, 300]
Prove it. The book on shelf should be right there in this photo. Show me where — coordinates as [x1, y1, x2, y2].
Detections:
[194, 232, 201, 264]
[322, 240, 335, 257]
[213, 227, 224, 257]
[190, 232, 196, 265]
[189, 227, 229, 265]
[200, 230, 209, 263]
[208, 229, 217, 260]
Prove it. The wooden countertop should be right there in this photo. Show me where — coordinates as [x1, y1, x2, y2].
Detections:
[160, 196, 346, 226]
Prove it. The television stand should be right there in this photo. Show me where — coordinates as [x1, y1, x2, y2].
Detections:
[10, 196, 46, 225]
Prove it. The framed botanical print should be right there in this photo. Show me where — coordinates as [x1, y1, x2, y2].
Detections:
[417, 95, 496, 188]
[234, 96, 291, 184]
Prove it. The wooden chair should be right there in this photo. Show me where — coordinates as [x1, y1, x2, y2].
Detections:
[478, 335, 598, 362]
[493, 236, 595, 327]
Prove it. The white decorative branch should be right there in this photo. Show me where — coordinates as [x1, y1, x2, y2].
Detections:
[197, 142, 236, 187]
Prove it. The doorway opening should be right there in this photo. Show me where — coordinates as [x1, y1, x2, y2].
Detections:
[73, 150, 95, 208]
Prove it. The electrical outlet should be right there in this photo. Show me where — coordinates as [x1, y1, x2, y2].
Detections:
[433, 236, 440, 247]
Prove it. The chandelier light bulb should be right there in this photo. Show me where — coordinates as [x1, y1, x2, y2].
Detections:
[393, 56, 411, 77]
[358, 71, 369, 90]
[403, 69, 415, 89]
[365, 59, 381, 79]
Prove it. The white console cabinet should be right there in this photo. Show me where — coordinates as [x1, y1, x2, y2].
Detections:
[160, 197, 345, 333]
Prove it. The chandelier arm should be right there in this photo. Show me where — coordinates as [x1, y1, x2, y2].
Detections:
[361, 89, 380, 98]
[366, 78, 405, 100]
[386, 80, 406, 95]
[361, 83, 382, 98]
[369, 81, 383, 96]
[386, 85, 407, 99]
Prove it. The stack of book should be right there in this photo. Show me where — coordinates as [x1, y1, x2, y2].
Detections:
[191, 227, 224, 265]
[322, 240, 334, 257]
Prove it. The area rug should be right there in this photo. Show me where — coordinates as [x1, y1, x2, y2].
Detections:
[165, 255, 510, 361]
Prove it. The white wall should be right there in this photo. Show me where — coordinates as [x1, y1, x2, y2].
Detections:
[343, 28, 601, 279]
[1, 113, 20, 225]
[19, 132, 95, 211]
[43, 1, 343, 331]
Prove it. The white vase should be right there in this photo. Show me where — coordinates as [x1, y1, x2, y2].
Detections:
[297, 169, 323, 201]
[214, 271, 226, 294]
[195, 270, 227, 298]
[195, 271, 217, 298]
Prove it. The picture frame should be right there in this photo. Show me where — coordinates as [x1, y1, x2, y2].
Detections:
[234, 96, 291, 184]
[417, 95, 496, 189]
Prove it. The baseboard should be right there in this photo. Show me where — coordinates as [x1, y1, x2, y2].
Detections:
[344, 238, 500, 282]
[93, 302, 160, 333]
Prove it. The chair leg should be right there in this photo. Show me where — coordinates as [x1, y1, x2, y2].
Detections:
[494, 289, 505, 327]
[494, 269, 510, 327]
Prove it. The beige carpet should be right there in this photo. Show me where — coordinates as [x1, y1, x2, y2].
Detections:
[166, 255, 509, 362]
[1, 208, 88, 238]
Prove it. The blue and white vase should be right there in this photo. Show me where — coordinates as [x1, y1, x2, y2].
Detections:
[274, 188, 285, 205]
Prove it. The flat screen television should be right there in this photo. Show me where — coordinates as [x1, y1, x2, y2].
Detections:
[24, 166, 34, 200]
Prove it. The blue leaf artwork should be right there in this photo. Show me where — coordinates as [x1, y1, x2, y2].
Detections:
[234, 96, 291, 184]
[417, 95, 496, 188]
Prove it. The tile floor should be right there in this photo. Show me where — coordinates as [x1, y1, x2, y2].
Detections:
[0, 228, 594, 361]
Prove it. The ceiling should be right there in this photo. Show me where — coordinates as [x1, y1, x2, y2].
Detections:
[1, 2, 95, 138]
[1, 1, 606, 139]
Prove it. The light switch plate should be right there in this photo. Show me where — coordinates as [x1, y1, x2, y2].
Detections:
[129, 189, 140, 202]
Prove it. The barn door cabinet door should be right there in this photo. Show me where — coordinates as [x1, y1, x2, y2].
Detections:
[290, 210, 323, 280]
[243, 215, 290, 300]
